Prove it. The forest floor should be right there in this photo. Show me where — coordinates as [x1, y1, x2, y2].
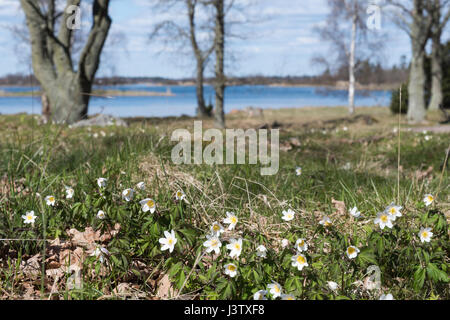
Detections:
[0, 106, 448, 300]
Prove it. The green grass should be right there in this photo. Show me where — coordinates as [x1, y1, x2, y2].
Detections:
[0, 109, 448, 300]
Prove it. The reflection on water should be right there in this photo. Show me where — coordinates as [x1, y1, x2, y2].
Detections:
[0, 85, 391, 117]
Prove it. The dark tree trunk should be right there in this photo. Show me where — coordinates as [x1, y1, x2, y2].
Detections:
[195, 64, 209, 117]
[20, 0, 111, 124]
[187, 0, 212, 118]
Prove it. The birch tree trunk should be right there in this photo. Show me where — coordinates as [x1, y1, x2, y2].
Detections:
[20, 0, 111, 124]
[213, 0, 226, 128]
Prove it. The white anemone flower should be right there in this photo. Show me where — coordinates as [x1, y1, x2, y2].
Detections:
[226, 238, 243, 258]
[97, 210, 106, 220]
[379, 293, 394, 300]
[349, 206, 361, 218]
[374, 212, 393, 230]
[65, 186, 74, 199]
[97, 178, 107, 188]
[327, 281, 338, 291]
[423, 194, 434, 207]
[223, 211, 238, 230]
[22, 211, 37, 224]
[91, 246, 110, 263]
[319, 216, 332, 227]
[159, 230, 177, 253]
[267, 281, 283, 298]
[256, 245, 267, 258]
[291, 254, 308, 271]
[140, 198, 156, 213]
[136, 181, 146, 190]
[175, 190, 186, 201]
[346, 246, 360, 259]
[203, 235, 222, 254]
[224, 263, 238, 278]
[253, 290, 268, 300]
[295, 167, 302, 176]
[281, 209, 295, 221]
[45, 195, 56, 206]
[122, 188, 134, 202]
[210, 221, 225, 237]
[295, 239, 308, 252]
[281, 239, 290, 248]
[385, 203, 402, 221]
[281, 294, 295, 300]
[419, 227, 433, 243]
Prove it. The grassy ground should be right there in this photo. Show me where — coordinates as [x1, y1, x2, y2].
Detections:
[0, 107, 448, 300]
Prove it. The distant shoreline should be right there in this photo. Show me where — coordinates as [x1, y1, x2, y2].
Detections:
[0, 89, 175, 98]
[0, 82, 396, 97]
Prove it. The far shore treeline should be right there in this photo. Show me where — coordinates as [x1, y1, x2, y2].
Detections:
[0, 58, 408, 90]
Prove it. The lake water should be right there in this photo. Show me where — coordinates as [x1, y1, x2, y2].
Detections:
[0, 84, 392, 118]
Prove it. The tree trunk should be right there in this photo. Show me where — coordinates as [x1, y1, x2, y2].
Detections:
[428, 34, 443, 111]
[213, 0, 225, 129]
[407, 0, 429, 123]
[195, 63, 209, 117]
[20, 0, 111, 124]
[40, 74, 91, 124]
[41, 93, 51, 124]
[187, 0, 211, 118]
[348, 10, 357, 115]
[428, 7, 443, 111]
[408, 49, 427, 122]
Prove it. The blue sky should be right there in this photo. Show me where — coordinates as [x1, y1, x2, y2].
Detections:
[0, 0, 448, 79]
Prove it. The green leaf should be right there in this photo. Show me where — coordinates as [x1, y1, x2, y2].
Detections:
[177, 270, 186, 289]
[358, 248, 377, 265]
[413, 267, 426, 292]
[426, 263, 449, 283]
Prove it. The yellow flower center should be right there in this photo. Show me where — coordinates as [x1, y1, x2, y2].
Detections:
[147, 200, 154, 208]
[422, 231, 428, 238]
[286, 296, 294, 300]
[211, 240, 218, 247]
[348, 247, 356, 255]
[381, 215, 388, 223]
[49, 197, 54, 202]
[296, 255, 306, 264]
[168, 239, 173, 245]
[228, 265, 236, 271]
[231, 216, 237, 224]
[177, 192, 182, 198]
[234, 244, 241, 250]
[27, 215, 33, 220]
[389, 208, 396, 214]
[274, 286, 280, 293]
[213, 224, 220, 231]
[298, 240, 304, 246]
[427, 196, 433, 202]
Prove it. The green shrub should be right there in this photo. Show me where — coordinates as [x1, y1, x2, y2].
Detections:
[390, 83, 408, 114]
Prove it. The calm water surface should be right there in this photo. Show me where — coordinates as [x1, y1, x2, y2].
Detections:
[0, 84, 391, 117]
